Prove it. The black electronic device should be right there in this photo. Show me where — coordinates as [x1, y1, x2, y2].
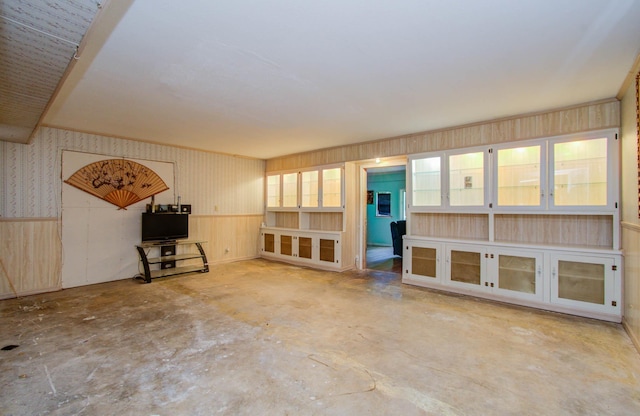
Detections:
[141, 213, 189, 242]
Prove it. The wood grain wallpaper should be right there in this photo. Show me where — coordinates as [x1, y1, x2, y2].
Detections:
[0, 127, 265, 218]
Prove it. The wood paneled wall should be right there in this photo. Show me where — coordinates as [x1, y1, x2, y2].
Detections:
[622, 222, 640, 352]
[307, 212, 343, 231]
[266, 99, 620, 171]
[410, 213, 489, 240]
[189, 215, 263, 264]
[0, 215, 262, 299]
[494, 214, 613, 248]
[0, 219, 62, 299]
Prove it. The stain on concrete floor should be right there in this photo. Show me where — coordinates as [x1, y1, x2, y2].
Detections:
[1, 259, 639, 415]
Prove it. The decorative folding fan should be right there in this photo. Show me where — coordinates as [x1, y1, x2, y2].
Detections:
[65, 159, 169, 209]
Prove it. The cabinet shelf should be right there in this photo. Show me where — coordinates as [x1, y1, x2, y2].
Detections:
[150, 265, 209, 279]
[136, 240, 209, 283]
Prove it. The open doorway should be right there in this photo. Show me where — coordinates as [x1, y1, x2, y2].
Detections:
[361, 161, 406, 273]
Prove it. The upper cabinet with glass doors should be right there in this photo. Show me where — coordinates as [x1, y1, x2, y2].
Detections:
[494, 143, 544, 208]
[494, 130, 618, 211]
[409, 130, 617, 212]
[301, 166, 343, 209]
[267, 165, 344, 210]
[266, 172, 298, 209]
[410, 148, 489, 210]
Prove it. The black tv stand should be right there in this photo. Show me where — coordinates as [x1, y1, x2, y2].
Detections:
[136, 240, 209, 283]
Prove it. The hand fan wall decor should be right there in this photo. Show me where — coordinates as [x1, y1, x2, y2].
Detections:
[65, 159, 169, 209]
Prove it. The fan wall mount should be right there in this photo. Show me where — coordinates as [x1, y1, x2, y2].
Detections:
[65, 159, 169, 209]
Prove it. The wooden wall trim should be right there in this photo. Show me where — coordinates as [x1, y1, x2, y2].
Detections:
[621, 221, 640, 232]
[191, 214, 264, 218]
[622, 318, 640, 354]
[0, 217, 58, 222]
[266, 99, 620, 171]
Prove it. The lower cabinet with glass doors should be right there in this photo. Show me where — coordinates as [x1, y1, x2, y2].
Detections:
[402, 237, 621, 322]
[260, 228, 344, 271]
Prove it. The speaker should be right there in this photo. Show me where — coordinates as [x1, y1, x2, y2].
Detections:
[180, 204, 192, 214]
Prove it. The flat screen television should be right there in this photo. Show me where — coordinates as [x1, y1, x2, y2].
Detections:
[141, 213, 189, 242]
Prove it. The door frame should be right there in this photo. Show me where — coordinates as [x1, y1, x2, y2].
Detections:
[355, 156, 407, 270]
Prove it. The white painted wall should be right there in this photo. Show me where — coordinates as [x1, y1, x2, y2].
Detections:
[61, 151, 174, 288]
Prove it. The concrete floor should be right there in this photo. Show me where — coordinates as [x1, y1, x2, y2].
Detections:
[1, 259, 640, 415]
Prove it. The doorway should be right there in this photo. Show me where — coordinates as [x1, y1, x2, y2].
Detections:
[358, 158, 407, 273]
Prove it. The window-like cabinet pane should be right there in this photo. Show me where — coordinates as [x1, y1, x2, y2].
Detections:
[263, 233, 275, 253]
[558, 260, 605, 305]
[498, 254, 536, 294]
[412, 156, 441, 206]
[322, 167, 342, 207]
[497, 145, 541, 206]
[282, 173, 298, 207]
[301, 171, 319, 207]
[298, 237, 312, 259]
[319, 238, 336, 262]
[280, 235, 292, 256]
[412, 247, 437, 278]
[450, 250, 481, 285]
[266, 175, 280, 207]
[449, 152, 484, 206]
[553, 138, 607, 206]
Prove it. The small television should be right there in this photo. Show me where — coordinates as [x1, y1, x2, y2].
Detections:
[141, 213, 189, 242]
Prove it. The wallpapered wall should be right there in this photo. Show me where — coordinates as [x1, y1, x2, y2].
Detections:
[0, 127, 265, 218]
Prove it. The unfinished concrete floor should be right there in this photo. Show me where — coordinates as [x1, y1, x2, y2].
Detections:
[1, 259, 640, 415]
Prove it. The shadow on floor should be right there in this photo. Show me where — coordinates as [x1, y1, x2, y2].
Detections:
[366, 245, 402, 274]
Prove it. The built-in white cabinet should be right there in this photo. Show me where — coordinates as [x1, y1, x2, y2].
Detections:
[267, 165, 343, 210]
[410, 146, 489, 211]
[260, 228, 342, 270]
[262, 163, 353, 271]
[492, 132, 617, 211]
[403, 238, 620, 320]
[404, 129, 621, 322]
[409, 130, 618, 212]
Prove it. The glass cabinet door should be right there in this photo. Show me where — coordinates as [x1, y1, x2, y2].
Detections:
[449, 151, 485, 207]
[411, 156, 441, 207]
[495, 144, 543, 208]
[298, 237, 313, 260]
[263, 232, 275, 253]
[552, 137, 608, 207]
[322, 167, 342, 208]
[409, 246, 439, 280]
[446, 244, 486, 288]
[301, 171, 319, 207]
[550, 253, 618, 314]
[282, 172, 298, 208]
[319, 238, 337, 263]
[491, 249, 543, 301]
[266, 175, 280, 208]
[280, 234, 293, 256]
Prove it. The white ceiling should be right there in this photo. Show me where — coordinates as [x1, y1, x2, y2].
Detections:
[19, 1, 640, 158]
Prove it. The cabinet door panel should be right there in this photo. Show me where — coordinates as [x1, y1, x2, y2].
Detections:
[446, 245, 486, 289]
[263, 233, 275, 253]
[495, 144, 543, 208]
[411, 156, 442, 207]
[550, 253, 618, 315]
[498, 254, 536, 294]
[319, 238, 336, 263]
[412, 246, 438, 278]
[490, 249, 543, 301]
[280, 234, 293, 256]
[551, 137, 609, 208]
[557, 260, 605, 304]
[298, 237, 313, 259]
